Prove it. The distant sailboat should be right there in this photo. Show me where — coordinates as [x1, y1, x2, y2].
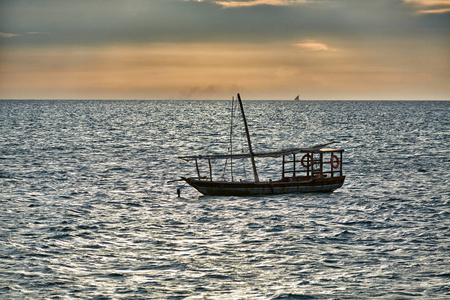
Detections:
[294, 95, 300, 101]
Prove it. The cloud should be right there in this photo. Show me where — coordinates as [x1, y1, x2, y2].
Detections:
[404, 0, 450, 5]
[417, 8, 450, 13]
[403, 0, 450, 14]
[1, 0, 447, 47]
[293, 40, 336, 51]
[0, 32, 20, 38]
[190, 0, 307, 8]
[28, 32, 50, 35]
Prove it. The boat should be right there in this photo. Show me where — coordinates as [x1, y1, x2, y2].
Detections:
[294, 95, 300, 100]
[177, 93, 345, 196]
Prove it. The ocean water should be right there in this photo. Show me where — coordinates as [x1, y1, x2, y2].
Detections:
[0, 100, 449, 299]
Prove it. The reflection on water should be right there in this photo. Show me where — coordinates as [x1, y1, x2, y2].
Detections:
[0, 100, 449, 298]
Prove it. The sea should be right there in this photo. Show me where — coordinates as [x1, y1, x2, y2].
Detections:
[0, 100, 449, 299]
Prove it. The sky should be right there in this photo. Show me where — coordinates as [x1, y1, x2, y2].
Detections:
[0, 0, 449, 100]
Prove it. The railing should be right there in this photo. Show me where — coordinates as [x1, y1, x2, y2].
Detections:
[282, 149, 344, 180]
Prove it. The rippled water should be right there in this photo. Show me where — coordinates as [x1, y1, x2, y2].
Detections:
[1, 100, 449, 299]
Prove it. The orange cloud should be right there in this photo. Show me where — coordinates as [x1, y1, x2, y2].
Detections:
[417, 7, 450, 13]
[28, 32, 50, 35]
[195, 0, 307, 8]
[293, 40, 336, 52]
[403, 0, 450, 14]
[0, 32, 20, 38]
[404, 0, 450, 5]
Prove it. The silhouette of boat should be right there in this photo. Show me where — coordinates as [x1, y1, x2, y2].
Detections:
[178, 93, 345, 196]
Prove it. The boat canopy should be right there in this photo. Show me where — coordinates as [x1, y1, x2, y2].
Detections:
[178, 142, 343, 161]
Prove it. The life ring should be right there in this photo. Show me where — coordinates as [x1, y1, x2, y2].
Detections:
[330, 155, 340, 169]
[301, 154, 312, 168]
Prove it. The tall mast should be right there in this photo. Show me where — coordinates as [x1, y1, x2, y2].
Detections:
[230, 96, 234, 182]
[237, 93, 259, 183]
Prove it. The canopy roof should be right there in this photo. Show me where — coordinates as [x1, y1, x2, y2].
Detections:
[178, 142, 343, 161]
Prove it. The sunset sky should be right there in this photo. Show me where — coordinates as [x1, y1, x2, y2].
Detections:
[1, 0, 449, 100]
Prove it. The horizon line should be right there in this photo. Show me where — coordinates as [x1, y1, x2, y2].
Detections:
[1, 98, 449, 101]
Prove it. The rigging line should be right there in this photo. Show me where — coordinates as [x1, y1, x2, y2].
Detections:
[221, 158, 228, 180]
[230, 96, 235, 181]
[234, 105, 247, 180]
[241, 132, 248, 180]
[222, 96, 235, 180]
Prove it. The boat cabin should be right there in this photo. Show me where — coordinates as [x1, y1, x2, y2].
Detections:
[281, 148, 344, 182]
[179, 146, 344, 184]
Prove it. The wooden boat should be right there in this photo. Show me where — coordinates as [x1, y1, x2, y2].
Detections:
[294, 95, 300, 101]
[178, 93, 345, 196]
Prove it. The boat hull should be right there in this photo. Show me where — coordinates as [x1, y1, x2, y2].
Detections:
[182, 176, 345, 196]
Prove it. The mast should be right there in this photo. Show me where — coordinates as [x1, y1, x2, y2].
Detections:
[230, 96, 234, 181]
[237, 93, 260, 183]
